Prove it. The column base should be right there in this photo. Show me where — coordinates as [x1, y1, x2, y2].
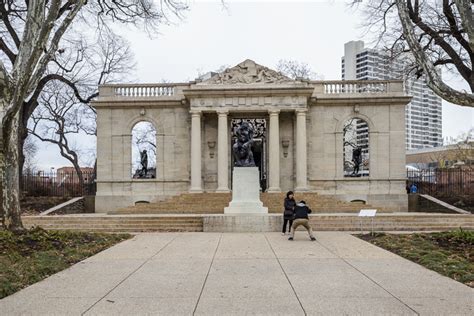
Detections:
[215, 188, 230, 193]
[189, 188, 203, 193]
[295, 186, 309, 192]
[266, 187, 281, 193]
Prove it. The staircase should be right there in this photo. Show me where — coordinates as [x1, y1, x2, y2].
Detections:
[308, 214, 474, 231]
[109, 192, 377, 215]
[22, 213, 474, 232]
[22, 214, 203, 233]
[261, 192, 374, 213]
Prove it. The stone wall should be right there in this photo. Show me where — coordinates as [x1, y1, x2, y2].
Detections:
[52, 198, 85, 215]
[95, 105, 191, 212]
[203, 113, 218, 191]
[279, 112, 295, 192]
[307, 102, 407, 211]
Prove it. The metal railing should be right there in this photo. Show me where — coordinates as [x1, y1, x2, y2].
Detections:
[407, 168, 473, 197]
[21, 171, 96, 197]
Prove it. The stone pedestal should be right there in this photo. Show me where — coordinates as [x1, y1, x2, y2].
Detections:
[224, 167, 268, 214]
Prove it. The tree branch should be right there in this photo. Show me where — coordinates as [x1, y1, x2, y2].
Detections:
[396, 0, 474, 107]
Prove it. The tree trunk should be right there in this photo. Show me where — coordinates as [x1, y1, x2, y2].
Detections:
[0, 138, 4, 229]
[18, 102, 34, 189]
[2, 111, 24, 231]
[73, 163, 84, 195]
[18, 120, 28, 190]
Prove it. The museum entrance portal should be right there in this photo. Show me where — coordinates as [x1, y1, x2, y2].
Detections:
[231, 118, 267, 191]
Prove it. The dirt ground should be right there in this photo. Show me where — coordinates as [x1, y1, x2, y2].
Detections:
[20, 196, 70, 215]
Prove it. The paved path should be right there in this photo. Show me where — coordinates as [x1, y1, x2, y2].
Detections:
[1, 232, 472, 315]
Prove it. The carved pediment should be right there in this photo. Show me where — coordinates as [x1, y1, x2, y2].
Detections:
[201, 59, 294, 85]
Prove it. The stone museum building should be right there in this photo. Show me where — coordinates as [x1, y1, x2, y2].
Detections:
[93, 60, 410, 213]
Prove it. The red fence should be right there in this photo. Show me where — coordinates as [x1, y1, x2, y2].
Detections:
[21, 171, 96, 197]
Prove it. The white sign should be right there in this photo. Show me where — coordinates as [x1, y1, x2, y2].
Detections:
[358, 209, 377, 217]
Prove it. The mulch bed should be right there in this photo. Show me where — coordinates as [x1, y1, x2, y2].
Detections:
[0, 227, 131, 298]
[20, 196, 70, 215]
[358, 230, 474, 287]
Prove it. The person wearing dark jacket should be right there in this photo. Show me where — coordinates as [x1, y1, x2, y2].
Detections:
[288, 200, 316, 241]
[282, 191, 296, 235]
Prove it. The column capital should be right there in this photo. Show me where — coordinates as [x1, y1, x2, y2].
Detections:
[268, 108, 280, 115]
[190, 109, 202, 116]
[216, 109, 229, 116]
[295, 108, 308, 115]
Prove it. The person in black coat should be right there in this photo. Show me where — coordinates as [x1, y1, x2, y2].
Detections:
[288, 200, 316, 241]
[282, 191, 296, 235]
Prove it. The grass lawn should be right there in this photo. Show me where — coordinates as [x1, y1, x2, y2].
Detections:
[0, 227, 131, 299]
[358, 230, 474, 287]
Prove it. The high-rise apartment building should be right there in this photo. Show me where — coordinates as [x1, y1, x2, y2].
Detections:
[341, 41, 442, 150]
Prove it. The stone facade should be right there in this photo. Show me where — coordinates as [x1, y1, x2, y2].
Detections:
[93, 60, 411, 212]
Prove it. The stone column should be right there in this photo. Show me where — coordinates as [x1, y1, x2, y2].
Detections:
[295, 109, 308, 191]
[190, 110, 203, 193]
[267, 109, 281, 192]
[216, 110, 229, 192]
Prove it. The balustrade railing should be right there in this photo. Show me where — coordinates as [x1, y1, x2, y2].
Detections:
[114, 85, 175, 97]
[98, 80, 404, 100]
[322, 80, 390, 94]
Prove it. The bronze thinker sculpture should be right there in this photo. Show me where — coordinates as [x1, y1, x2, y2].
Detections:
[351, 147, 362, 176]
[139, 149, 148, 177]
[233, 122, 256, 167]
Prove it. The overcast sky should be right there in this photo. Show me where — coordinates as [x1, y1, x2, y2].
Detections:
[35, 0, 474, 171]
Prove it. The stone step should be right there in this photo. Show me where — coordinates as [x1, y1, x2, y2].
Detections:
[110, 209, 369, 215]
[22, 218, 203, 223]
[29, 223, 203, 229]
[310, 223, 474, 228]
[33, 227, 203, 232]
[22, 213, 474, 232]
[112, 192, 373, 215]
[23, 221, 203, 225]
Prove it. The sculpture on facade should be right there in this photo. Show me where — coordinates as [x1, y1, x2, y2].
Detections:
[202, 59, 293, 85]
[139, 149, 148, 177]
[233, 122, 256, 167]
[351, 147, 362, 176]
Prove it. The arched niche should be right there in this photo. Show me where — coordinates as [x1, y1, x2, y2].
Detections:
[343, 118, 370, 177]
[131, 121, 157, 178]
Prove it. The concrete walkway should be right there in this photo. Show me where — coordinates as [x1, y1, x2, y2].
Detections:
[1, 233, 472, 315]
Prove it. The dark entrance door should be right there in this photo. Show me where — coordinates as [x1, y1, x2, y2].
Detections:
[230, 118, 267, 191]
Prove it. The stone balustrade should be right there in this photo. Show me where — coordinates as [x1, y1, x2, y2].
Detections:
[316, 80, 404, 94]
[98, 83, 187, 99]
[97, 80, 405, 100]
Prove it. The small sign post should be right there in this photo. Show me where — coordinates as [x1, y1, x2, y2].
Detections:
[358, 209, 377, 234]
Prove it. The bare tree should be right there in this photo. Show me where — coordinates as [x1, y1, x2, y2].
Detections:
[355, 0, 473, 107]
[276, 59, 321, 80]
[22, 135, 38, 175]
[29, 82, 95, 189]
[443, 128, 474, 168]
[27, 31, 134, 190]
[0, 1, 188, 231]
[134, 123, 157, 155]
